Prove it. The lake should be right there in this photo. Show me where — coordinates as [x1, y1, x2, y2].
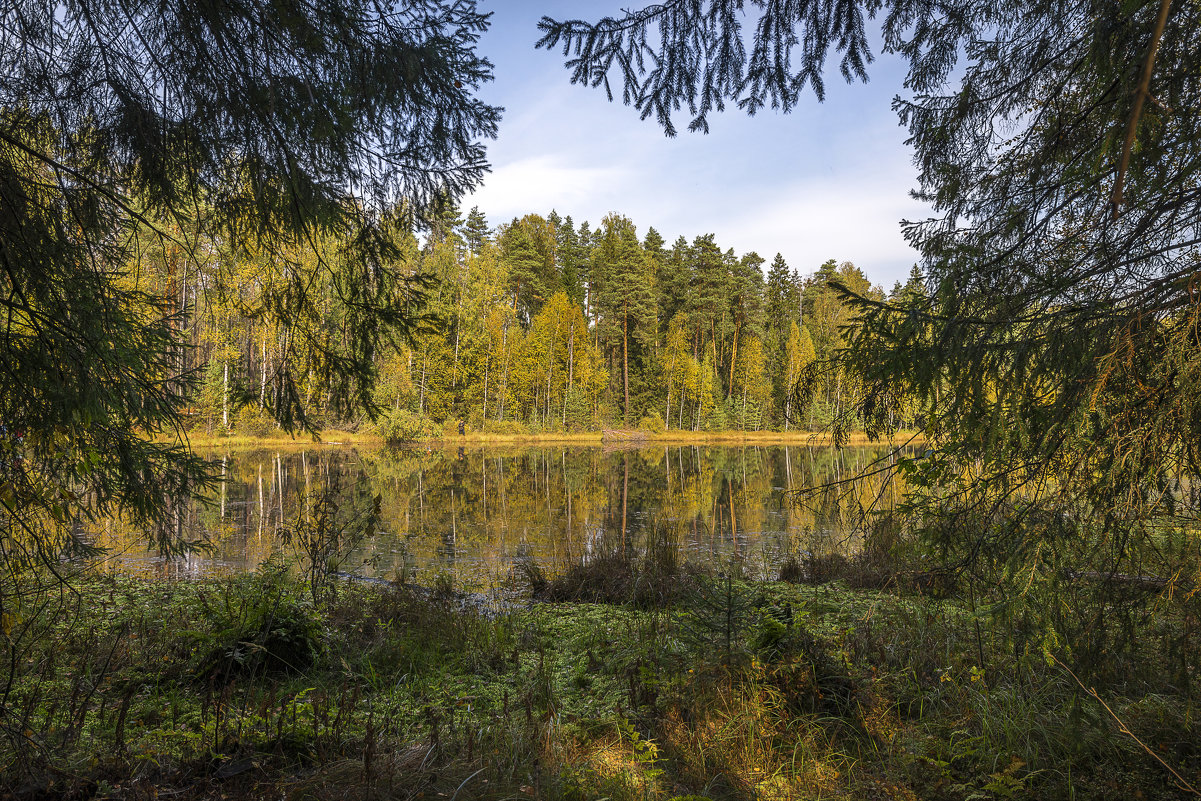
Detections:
[88, 443, 906, 590]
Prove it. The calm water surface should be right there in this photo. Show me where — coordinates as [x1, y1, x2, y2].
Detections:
[90, 444, 905, 590]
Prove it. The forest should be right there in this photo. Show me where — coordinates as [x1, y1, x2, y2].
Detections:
[154, 204, 919, 438]
[4, 0, 1201, 799]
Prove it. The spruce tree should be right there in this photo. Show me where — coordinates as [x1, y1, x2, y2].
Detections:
[463, 206, 492, 256]
[555, 213, 586, 308]
[657, 235, 693, 326]
[499, 221, 546, 327]
[764, 254, 793, 332]
[577, 220, 596, 321]
[764, 253, 795, 424]
[688, 234, 731, 387]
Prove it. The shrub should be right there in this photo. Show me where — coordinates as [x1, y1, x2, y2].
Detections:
[231, 404, 277, 436]
[480, 418, 529, 436]
[193, 567, 324, 684]
[562, 386, 593, 430]
[637, 412, 666, 434]
[541, 545, 693, 608]
[777, 555, 804, 583]
[377, 408, 441, 446]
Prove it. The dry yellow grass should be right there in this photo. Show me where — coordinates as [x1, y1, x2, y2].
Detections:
[156, 427, 923, 451]
[155, 428, 378, 451]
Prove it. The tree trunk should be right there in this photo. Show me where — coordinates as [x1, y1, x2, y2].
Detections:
[260, 334, 268, 407]
[622, 314, 630, 426]
[665, 381, 672, 431]
[453, 309, 461, 384]
[834, 371, 842, 422]
[499, 333, 511, 422]
[728, 322, 740, 400]
[784, 358, 793, 432]
[545, 326, 556, 425]
[563, 323, 574, 427]
[679, 380, 686, 430]
[665, 350, 675, 429]
[419, 348, 428, 414]
[711, 321, 719, 373]
[482, 358, 489, 422]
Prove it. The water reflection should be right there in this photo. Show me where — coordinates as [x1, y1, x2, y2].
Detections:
[88, 443, 907, 589]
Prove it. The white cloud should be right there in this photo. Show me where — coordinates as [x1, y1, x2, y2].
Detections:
[469, 149, 927, 286]
[466, 155, 633, 222]
[713, 172, 927, 286]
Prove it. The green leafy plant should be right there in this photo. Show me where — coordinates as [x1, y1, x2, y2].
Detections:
[193, 567, 324, 684]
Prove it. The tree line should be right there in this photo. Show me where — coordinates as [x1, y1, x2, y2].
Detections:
[150, 203, 929, 436]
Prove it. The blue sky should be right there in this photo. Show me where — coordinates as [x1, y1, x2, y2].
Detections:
[464, 2, 932, 290]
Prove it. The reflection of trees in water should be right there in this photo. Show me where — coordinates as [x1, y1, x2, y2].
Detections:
[88, 444, 910, 587]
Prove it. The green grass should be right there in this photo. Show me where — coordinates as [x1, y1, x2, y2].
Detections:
[1, 564, 1195, 800]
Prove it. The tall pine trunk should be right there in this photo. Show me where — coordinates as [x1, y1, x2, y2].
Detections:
[563, 323, 574, 427]
[419, 348, 428, 414]
[482, 358, 489, 422]
[727, 323, 740, 400]
[622, 313, 630, 426]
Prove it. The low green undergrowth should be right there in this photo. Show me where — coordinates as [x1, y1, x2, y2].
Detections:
[1, 563, 1197, 800]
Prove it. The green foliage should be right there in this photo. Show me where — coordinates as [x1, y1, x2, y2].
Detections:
[231, 404, 277, 437]
[479, 418, 530, 436]
[194, 567, 325, 683]
[537, 2, 876, 135]
[2, 570, 1198, 798]
[377, 409, 442, 446]
[637, 412, 666, 434]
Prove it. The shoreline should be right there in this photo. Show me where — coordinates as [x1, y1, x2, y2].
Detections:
[165, 428, 925, 451]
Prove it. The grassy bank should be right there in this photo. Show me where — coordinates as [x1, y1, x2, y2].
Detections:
[2, 558, 1196, 800]
[169, 428, 920, 451]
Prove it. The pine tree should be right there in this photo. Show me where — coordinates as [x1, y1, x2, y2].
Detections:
[643, 227, 666, 258]
[594, 215, 657, 425]
[727, 251, 766, 400]
[499, 217, 559, 326]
